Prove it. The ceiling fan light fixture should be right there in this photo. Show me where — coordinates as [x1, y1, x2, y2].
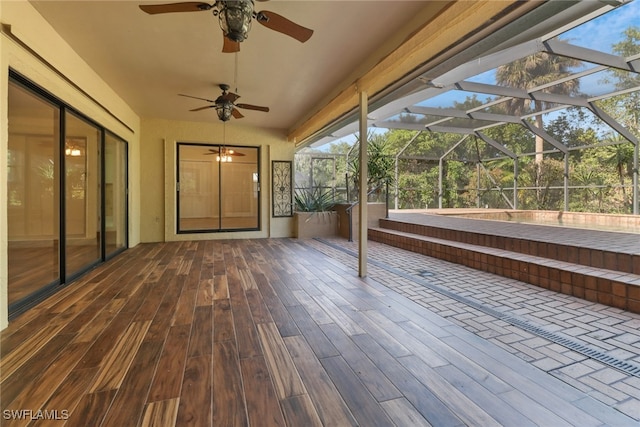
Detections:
[216, 100, 234, 121]
[218, 0, 254, 42]
[217, 148, 233, 162]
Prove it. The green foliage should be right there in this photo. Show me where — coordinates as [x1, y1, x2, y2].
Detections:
[294, 187, 337, 212]
[395, 166, 439, 209]
[483, 123, 533, 155]
[518, 158, 566, 210]
[347, 132, 396, 201]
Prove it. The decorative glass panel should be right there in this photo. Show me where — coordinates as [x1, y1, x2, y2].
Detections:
[272, 160, 292, 217]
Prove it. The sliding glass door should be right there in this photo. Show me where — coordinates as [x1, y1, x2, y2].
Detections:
[177, 143, 259, 232]
[7, 72, 128, 317]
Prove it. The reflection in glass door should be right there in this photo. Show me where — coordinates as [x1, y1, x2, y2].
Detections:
[177, 143, 259, 232]
[64, 113, 101, 277]
[7, 83, 61, 305]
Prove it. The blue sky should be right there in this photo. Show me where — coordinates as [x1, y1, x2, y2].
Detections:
[564, 0, 640, 54]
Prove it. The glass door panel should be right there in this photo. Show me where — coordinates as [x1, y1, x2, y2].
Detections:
[220, 146, 259, 230]
[7, 82, 61, 306]
[104, 133, 128, 256]
[178, 144, 220, 232]
[64, 112, 101, 275]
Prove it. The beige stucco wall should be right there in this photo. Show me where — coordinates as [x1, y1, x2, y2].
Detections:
[141, 118, 295, 242]
[0, 0, 141, 330]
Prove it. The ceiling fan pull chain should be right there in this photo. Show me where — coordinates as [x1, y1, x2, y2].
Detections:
[234, 52, 239, 94]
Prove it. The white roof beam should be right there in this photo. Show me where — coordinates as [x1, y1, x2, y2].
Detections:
[426, 125, 476, 135]
[530, 91, 590, 107]
[469, 111, 522, 124]
[408, 105, 523, 125]
[374, 121, 425, 131]
[475, 131, 517, 158]
[522, 121, 568, 153]
[543, 39, 633, 72]
[589, 103, 639, 145]
[455, 81, 529, 98]
[407, 106, 468, 119]
[457, 81, 591, 108]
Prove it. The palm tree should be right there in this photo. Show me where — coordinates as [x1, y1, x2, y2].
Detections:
[602, 135, 635, 211]
[496, 49, 581, 164]
[348, 131, 395, 202]
[496, 45, 581, 203]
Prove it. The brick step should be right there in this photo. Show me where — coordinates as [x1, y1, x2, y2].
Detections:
[369, 226, 640, 314]
[378, 218, 640, 275]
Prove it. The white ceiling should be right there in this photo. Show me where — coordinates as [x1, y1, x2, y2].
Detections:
[30, 0, 435, 132]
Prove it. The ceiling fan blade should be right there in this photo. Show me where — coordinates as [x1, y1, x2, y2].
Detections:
[222, 92, 241, 103]
[256, 10, 313, 43]
[139, 2, 212, 14]
[231, 108, 244, 119]
[222, 36, 240, 53]
[189, 105, 215, 112]
[236, 103, 270, 113]
[179, 93, 216, 103]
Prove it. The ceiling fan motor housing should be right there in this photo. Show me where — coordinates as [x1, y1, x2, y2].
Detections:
[216, 99, 234, 121]
[217, 0, 254, 42]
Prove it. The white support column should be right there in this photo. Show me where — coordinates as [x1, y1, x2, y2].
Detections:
[394, 158, 399, 210]
[358, 90, 368, 278]
[476, 163, 481, 208]
[564, 153, 569, 211]
[513, 157, 519, 210]
[634, 140, 639, 215]
[438, 158, 443, 209]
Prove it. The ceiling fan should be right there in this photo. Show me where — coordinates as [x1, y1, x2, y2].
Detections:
[204, 147, 245, 162]
[139, 0, 314, 53]
[179, 84, 269, 121]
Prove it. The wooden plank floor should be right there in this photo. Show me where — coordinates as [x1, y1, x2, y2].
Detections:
[1, 239, 636, 426]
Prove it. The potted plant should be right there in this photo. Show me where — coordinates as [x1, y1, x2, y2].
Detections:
[293, 187, 340, 238]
